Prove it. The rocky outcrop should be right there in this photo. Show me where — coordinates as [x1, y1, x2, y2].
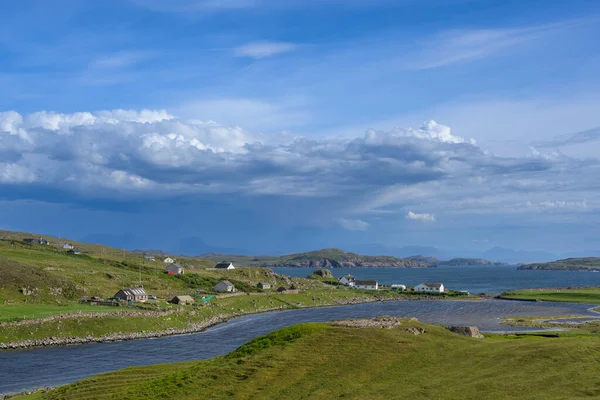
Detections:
[445, 326, 484, 338]
[313, 269, 333, 278]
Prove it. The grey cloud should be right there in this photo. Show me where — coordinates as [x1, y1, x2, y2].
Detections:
[0, 110, 585, 208]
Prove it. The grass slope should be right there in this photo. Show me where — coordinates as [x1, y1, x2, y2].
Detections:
[500, 287, 600, 303]
[18, 319, 600, 400]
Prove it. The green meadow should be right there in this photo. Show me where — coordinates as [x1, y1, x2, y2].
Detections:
[500, 287, 600, 303]
[17, 319, 600, 400]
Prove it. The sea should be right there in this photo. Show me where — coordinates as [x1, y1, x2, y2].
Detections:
[271, 264, 600, 293]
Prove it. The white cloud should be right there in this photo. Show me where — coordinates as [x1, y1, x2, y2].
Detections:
[234, 41, 296, 59]
[406, 211, 436, 222]
[337, 218, 370, 231]
[410, 20, 583, 70]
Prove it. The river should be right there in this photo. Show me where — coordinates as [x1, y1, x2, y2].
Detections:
[0, 299, 597, 395]
[272, 264, 600, 293]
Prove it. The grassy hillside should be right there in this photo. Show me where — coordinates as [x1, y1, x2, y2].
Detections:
[1, 231, 436, 345]
[18, 318, 600, 400]
[499, 287, 600, 303]
[518, 257, 600, 271]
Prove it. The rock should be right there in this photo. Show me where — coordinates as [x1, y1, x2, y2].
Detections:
[446, 326, 484, 338]
[331, 316, 402, 329]
[313, 269, 333, 278]
[403, 327, 425, 335]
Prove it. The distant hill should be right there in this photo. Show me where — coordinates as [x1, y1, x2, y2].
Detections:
[202, 248, 430, 268]
[518, 257, 600, 272]
[440, 258, 505, 266]
[405, 255, 504, 267]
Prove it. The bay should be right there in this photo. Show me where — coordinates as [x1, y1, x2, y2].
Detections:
[272, 264, 600, 293]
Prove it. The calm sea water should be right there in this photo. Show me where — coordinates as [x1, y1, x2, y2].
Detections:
[272, 264, 600, 293]
[0, 299, 598, 395]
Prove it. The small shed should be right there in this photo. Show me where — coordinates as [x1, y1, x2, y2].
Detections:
[277, 286, 288, 293]
[257, 282, 271, 289]
[391, 284, 407, 291]
[165, 262, 184, 275]
[67, 249, 82, 255]
[215, 280, 235, 293]
[163, 257, 175, 263]
[215, 262, 235, 270]
[170, 295, 195, 305]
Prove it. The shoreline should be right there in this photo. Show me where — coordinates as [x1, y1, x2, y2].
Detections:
[0, 294, 479, 351]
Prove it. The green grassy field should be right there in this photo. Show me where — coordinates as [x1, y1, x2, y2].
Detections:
[499, 287, 600, 303]
[16, 318, 600, 400]
[0, 303, 119, 322]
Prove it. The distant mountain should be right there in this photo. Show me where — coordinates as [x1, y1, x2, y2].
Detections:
[518, 257, 600, 272]
[202, 248, 431, 268]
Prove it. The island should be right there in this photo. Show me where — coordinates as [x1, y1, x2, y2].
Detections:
[405, 255, 504, 267]
[517, 257, 600, 272]
[203, 248, 432, 268]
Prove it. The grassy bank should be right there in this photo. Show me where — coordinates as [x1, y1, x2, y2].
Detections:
[1, 288, 428, 345]
[499, 287, 600, 303]
[16, 318, 600, 399]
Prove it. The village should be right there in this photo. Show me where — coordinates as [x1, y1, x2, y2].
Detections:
[18, 236, 452, 309]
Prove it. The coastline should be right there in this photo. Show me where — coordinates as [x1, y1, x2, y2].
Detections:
[0, 294, 476, 351]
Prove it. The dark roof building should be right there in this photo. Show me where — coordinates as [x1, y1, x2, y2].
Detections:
[215, 262, 235, 270]
[114, 287, 148, 302]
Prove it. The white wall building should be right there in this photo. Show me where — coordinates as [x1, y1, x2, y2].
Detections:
[414, 282, 444, 293]
[354, 280, 378, 290]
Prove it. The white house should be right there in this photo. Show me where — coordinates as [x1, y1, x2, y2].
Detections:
[354, 280, 378, 290]
[414, 282, 445, 293]
[163, 257, 175, 263]
[215, 262, 235, 270]
[165, 262, 184, 275]
[215, 280, 235, 293]
[338, 274, 356, 287]
[391, 284, 407, 291]
[62, 243, 74, 250]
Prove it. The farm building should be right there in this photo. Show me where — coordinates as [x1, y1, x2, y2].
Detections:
[414, 282, 445, 293]
[62, 243, 74, 250]
[215, 262, 235, 270]
[144, 255, 156, 261]
[338, 274, 356, 287]
[354, 280, 378, 290]
[215, 280, 235, 293]
[169, 295, 195, 305]
[67, 249, 82, 255]
[165, 263, 184, 275]
[24, 237, 49, 245]
[257, 282, 271, 289]
[163, 257, 175, 263]
[114, 288, 148, 302]
[391, 284, 406, 291]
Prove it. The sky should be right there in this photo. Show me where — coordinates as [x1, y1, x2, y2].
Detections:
[1, 0, 600, 257]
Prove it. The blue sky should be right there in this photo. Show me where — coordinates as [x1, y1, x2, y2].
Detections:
[1, 0, 600, 257]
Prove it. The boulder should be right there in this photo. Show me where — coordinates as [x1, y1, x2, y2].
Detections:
[446, 326, 484, 338]
[313, 269, 333, 278]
